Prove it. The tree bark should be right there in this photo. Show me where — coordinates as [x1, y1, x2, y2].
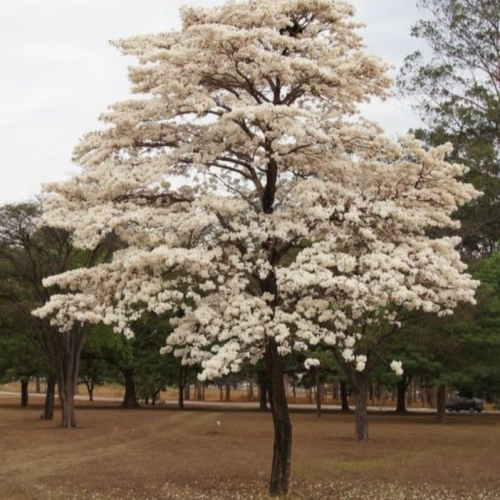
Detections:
[396, 379, 408, 413]
[196, 380, 204, 401]
[42, 374, 56, 420]
[57, 373, 76, 428]
[121, 368, 139, 408]
[340, 380, 350, 412]
[437, 384, 447, 423]
[57, 354, 80, 428]
[354, 377, 369, 441]
[178, 366, 187, 410]
[35, 375, 41, 394]
[266, 340, 292, 496]
[184, 383, 190, 401]
[20, 379, 29, 407]
[84, 379, 95, 402]
[248, 381, 254, 402]
[257, 370, 268, 411]
[225, 382, 231, 402]
[47, 325, 89, 428]
[315, 368, 322, 418]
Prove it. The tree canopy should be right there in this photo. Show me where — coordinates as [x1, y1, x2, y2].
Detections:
[31, 0, 480, 494]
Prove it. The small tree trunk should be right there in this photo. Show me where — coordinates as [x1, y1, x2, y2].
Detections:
[248, 381, 254, 402]
[225, 382, 231, 402]
[257, 370, 268, 411]
[20, 379, 29, 407]
[396, 379, 408, 413]
[340, 380, 350, 412]
[266, 340, 292, 496]
[437, 384, 446, 423]
[315, 368, 322, 418]
[196, 380, 204, 401]
[426, 386, 434, 408]
[42, 374, 56, 420]
[354, 377, 369, 441]
[379, 387, 387, 411]
[178, 382, 184, 409]
[85, 380, 95, 402]
[35, 375, 41, 394]
[121, 369, 139, 408]
[178, 366, 187, 410]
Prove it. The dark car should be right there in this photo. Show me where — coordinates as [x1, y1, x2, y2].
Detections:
[446, 398, 483, 413]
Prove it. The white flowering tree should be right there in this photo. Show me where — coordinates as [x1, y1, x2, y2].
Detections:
[35, 0, 479, 495]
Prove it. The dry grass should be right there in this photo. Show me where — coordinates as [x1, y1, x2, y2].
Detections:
[0, 395, 499, 499]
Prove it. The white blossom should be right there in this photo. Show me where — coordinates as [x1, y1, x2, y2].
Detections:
[33, 0, 479, 381]
[304, 358, 320, 370]
[390, 360, 404, 376]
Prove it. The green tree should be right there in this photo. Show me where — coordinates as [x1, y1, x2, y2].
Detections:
[398, 0, 500, 257]
[0, 296, 46, 407]
[0, 202, 115, 426]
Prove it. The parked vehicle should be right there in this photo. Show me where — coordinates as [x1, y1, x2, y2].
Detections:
[446, 397, 483, 413]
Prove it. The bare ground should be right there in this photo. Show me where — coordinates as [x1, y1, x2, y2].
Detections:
[0, 396, 499, 499]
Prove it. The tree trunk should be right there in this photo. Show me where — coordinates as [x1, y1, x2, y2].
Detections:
[20, 379, 29, 407]
[354, 377, 369, 441]
[437, 384, 447, 423]
[42, 374, 56, 420]
[266, 341, 292, 496]
[315, 368, 322, 418]
[85, 380, 95, 402]
[35, 375, 41, 394]
[178, 366, 187, 410]
[248, 381, 254, 402]
[178, 381, 184, 410]
[225, 382, 231, 402]
[426, 386, 434, 408]
[340, 380, 350, 412]
[50, 326, 89, 428]
[257, 370, 268, 411]
[121, 369, 139, 408]
[196, 380, 204, 401]
[396, 379, 408, 413]
[58, 372, 77, 428]
[184, 383, 190, 401]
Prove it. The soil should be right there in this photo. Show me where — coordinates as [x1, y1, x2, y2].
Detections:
[0, 395, 499, 499]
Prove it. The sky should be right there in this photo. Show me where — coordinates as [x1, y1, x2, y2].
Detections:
[0, 0, 425, 204]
